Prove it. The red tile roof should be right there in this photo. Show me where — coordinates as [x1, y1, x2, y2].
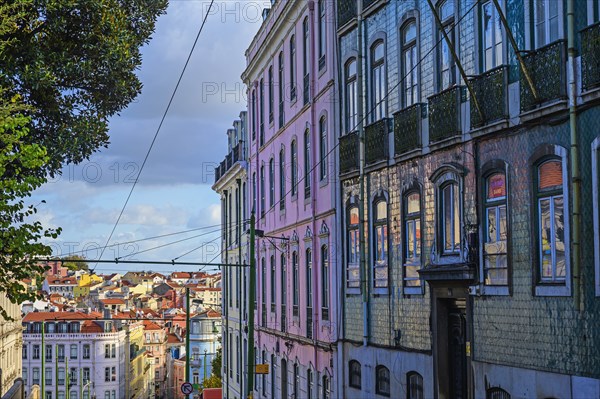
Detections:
[100, 298, 125, 305]
[23, 311, 102, 322]
[143, 320, 162, 331]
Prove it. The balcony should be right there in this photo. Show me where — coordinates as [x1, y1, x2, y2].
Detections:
[469, 65, 508, 128]
[338, 0, 357, 28]
[581, 22, 600, 91]
[365, 118, 389, 165]
[214, 143, 244, 184]
[520, 40, 567, 112]
[394, 103, 424, 156]
[339, 131, 359, 175]
[428, 86, 463, 144]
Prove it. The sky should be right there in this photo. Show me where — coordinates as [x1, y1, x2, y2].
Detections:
[30, 0, 269, 275]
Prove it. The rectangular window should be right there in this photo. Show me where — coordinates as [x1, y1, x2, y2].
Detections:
[307, 369, 313, 399]
[270, 255, 276, 313]
[534, 0, 560, 47]
[70, 344, 78, 359]
[438, 0, 456, 90]
[83, 368, 90, 384]
[481, 1, 504, 71]
[291, 140, 298, 196]
[259, 79, 265, 146]
[111, 366, 116, 381]
[46, 345, 53, 361]
[57, 344, 65, 361]
[105, 367, 110, 382]
[304, 130, 311, 198]
[404, 192, 422, 291]
[33, 368, 40, 385]
[279, 149, 286, 210]
[45, 367, 52, 386]
[252, 90, 256, 141]
[483, 173, 508, 287]
[111, 343, 116, 358]
[269, 159, 275, 207]
[260, 165, 266, 217]
[105, 344, 110, 358]
[58, 367, 65, 385]
[303, 17, 310, 105]
[70, 367, 78, 385]
[22, 345, 27, 359]
[33, 345, 40, 360]
[278, 52, 285, 128]
[290, 36, 297, 100]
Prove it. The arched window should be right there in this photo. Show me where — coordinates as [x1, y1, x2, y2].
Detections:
[280, 253, 287, 332]
[279, 147, 286, 210]
[260, 164, 265, 217]
[375, 365, 390, 396]
[293, 363, 299, 399]
[483, 171, 508, 286]
[269, 158, 275, 207]
[303, 16, 310, 104]
[440, 181, 461, 254]
[319, 116, 327, 180]
[304, 129, 311, 198]
[318, 0, 326, 63]
[259, 78, 265, 145]
[281, 358, 288, 398]
[321, 245, 329, 320]
[268, 65, 274, 123]
[291, 139, 298, 196]
[487, 387, 511, 399]
[536, 159, 565, 282]
[278, 51, 285, 128]
[270, 255, 276, 313]
[290, 35, 297, 100]
[347, 205, 360, 289]
[349, 360, 361, 389]
[402, 21, 418, 107]
[322, 373, 331, 399]
[403, 190, 422, 291]
[373, 197, 389, 288]
[270, 354, 276, 398]
[306, 368, 313, 399]
[292, 251, 299, 315]
[371, 40, 386, 121]
[407, 371, 424, 399]
[345, 58, 358, 133]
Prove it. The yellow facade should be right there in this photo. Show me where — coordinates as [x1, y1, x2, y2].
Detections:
[127, 323, 154, 398]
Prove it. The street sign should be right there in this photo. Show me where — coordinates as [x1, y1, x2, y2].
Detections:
[181, 382, 194, 395]
[255, 363, 269, 374]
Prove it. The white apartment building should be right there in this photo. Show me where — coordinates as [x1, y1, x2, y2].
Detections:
[211, 111, 248, 399]
[22, 312, 126, 399]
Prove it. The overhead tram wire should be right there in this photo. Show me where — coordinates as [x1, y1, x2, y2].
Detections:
[57, 222, 231, 258]
[115, 227, 222, 261]
[171, 234, 222, 262]
[260, 0, 480, 218]
[92, 0, 217, 272]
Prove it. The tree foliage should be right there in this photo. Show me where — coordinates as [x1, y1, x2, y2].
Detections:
[0, 0, 167, 317]
[202, 374, 222, 390]
[0, 0, 168, 176]
[211, 346, 222, 380]
[61, 255, 89, 271]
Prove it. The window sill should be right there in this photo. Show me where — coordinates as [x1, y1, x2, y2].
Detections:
[346, 287, 361, 296]
[480, 285, 510, 296]
[403, 286, 424, 296]
[535, 283, 571, 297]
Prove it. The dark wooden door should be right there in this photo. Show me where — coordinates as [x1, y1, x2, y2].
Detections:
[448, 307, 467, 399]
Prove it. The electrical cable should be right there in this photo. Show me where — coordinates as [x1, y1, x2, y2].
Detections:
[92, 0, 217, 272]
[55, 222, 231, 258]
[171, 234, 222, 261]
[116, 227, 221, 260]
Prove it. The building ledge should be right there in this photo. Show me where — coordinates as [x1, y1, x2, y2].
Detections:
[419, 262, 476, 283]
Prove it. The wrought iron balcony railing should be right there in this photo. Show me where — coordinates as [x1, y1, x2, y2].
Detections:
[394, 103, 424, 155]
[428, 86, 462, 144]
[306, 307, 313, 339]
[581, 22, 600, 91]
[214, 143, 244, 183]
[339, 131, 359, 174]
[338, 0, 357, 28]
[520, 40, 567, 112]
[469, 65, 508, 128]
[365, 118, 389, 165]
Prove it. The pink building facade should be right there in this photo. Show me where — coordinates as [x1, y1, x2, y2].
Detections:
[242, 1, 338, 398]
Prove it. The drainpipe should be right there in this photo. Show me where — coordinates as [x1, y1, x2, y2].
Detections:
[356, 0, 369, 347]
[567, 0, 582, 311]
